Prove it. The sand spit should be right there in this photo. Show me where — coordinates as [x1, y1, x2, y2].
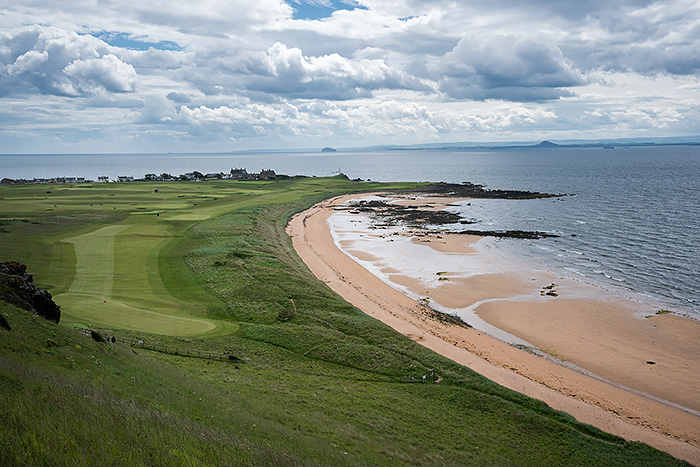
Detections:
[287, 194, 700, 465]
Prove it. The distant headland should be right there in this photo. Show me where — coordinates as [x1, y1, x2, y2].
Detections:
[341, 135, 700, 152]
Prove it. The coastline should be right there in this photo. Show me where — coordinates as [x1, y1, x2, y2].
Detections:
[287, 193, 700, 465]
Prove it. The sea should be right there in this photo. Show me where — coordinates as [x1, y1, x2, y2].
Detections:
[2, 146, 698, 319]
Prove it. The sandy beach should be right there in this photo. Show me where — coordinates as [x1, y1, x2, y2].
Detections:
[287, 193, 700, 465]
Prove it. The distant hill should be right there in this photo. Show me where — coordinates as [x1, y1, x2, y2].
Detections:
[533, 140, 560, 148]
[340, 135, 700, 152]
[321, 147, 337, 152]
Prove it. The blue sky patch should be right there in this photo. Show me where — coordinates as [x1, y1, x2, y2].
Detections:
[89, 31, 182, 51]
[286, 0, 367, 20]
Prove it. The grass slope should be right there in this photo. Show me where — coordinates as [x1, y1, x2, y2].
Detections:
[0, 178, 689, 466]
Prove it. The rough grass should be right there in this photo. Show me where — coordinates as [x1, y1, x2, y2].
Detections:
[1, 302, 686, 466]
[0, 178, 690, 466]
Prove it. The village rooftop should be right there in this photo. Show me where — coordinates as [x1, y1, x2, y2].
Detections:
[1, 168, 280, 185]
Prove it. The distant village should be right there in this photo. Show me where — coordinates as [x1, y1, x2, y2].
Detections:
[1, 168, 279, 185]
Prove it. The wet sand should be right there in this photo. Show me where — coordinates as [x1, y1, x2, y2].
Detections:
[287, 194, 700, 465]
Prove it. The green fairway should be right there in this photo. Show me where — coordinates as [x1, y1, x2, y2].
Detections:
[0, 180, 256, 336]
[51, 199, 233, 334]
[57, 223, 217, 335]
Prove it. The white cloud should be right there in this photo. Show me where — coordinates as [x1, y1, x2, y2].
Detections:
[432, 34, 585, 101]
[64, 54, 137, 93]
[212, 42, 427, 99]
[167, 98, 565, 145]
[1, 25, 137, 97]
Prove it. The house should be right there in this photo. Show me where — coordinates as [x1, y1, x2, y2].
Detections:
[117, 176, 134, 182]
[1, 178, 17, 184]
[205, 173, 221, 180]
[259, 169, 277, 180]
[229, 168, 253, 180]
[76, 177, 86, 184]
[33, 178, 48, 184]
[98, 176, 109, 183]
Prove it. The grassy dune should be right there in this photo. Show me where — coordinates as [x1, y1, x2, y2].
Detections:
[0, 177, 689, 466]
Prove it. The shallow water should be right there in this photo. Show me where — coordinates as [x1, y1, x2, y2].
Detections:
[329, 205, 536, 343]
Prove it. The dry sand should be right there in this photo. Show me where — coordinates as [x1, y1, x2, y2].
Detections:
[287, 194, 700, 465]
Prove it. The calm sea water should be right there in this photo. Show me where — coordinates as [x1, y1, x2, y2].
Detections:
[2, 146, 698, 317]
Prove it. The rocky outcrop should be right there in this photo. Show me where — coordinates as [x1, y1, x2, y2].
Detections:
[0, 313, 10, 331]
[0, 261, 61, 323]
[457, 229, 559, 239]
[348, 200, 463, 225]
[417, 182, 568, 199]
[345, 198, 561, 239]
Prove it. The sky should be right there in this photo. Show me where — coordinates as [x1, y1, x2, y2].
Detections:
[1, 0, 699, 153]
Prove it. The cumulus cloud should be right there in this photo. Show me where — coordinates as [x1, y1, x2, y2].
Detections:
[133, 0, 293, 35]
[550, 1, 700, 76]
[166, 91, 191, 103]
[171, 98, 564, 144]
[214, 42, 427, 99]
[433, 34, 585, 101]
[586, 44, 700, 76]
[0, 25, 137, 97]
[177, 101, 311, 139]
[120, 47, 193, 70]
[64, 54, 137, 93]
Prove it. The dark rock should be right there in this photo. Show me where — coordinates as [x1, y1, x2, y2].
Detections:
[457, 229, 559, 239]
[418, 302, 471, 329]
[0, 313, 10, 331]
[350, 188, 567, 238]
[415, 182, 570, 199]
[348, 200, 462, 225]
[91, 330, 106, 343]
[0, 261, 61, 323]
[0, 261, 27, 276]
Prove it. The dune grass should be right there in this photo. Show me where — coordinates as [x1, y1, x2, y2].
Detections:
[0, 177, 690, 466]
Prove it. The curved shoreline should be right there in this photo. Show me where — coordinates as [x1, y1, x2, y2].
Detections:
[287, 194, 700, 465]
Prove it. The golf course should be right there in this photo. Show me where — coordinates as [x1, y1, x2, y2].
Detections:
[0, 176, 690, 465]
[3, 178, 346, 335]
